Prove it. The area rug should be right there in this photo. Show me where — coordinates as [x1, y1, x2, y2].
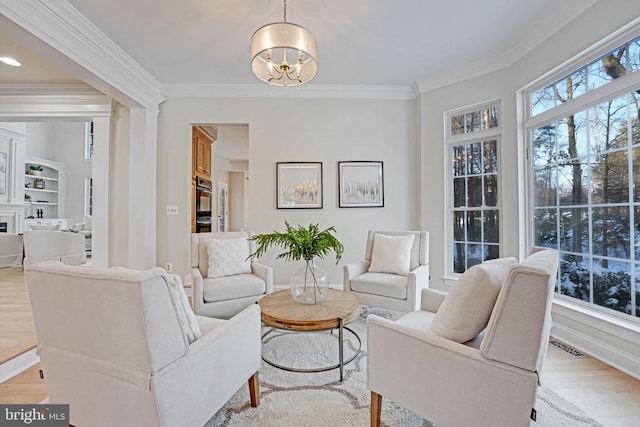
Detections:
[206, 306, 602, 427]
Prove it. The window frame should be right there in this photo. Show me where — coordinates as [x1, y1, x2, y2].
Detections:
[84, 121, 94, 160]
[521, 21, 640, 323]
[84, 176, 93, 218]
[444, 100, 503, 279]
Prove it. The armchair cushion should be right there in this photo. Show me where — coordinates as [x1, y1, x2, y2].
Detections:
[206, 237, 252, 278]
[203, 273, 266, 303]
[431, 257, 517, 343]
[350, 272, 408, 299]
[368, 233, 415, 276]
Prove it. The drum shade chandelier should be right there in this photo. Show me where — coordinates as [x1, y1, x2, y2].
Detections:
[250, 0, 318, 86]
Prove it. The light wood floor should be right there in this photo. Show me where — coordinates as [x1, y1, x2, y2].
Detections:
[0, 267, 36, 365]
[1, 267, 639, 425]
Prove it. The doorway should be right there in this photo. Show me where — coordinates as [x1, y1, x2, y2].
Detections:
[217, 181, 228, 232]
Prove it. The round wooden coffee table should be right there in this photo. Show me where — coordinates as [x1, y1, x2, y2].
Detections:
[258, 288, 361, 381]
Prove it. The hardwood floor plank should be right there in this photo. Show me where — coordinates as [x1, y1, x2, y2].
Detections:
[0, 267, 37, 364]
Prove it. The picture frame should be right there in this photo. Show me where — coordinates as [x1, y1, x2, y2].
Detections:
[276, 162, 323, 209]
[338, 161, 384, 208]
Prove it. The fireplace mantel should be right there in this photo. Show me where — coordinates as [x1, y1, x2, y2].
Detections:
[0, 204, 25, 234]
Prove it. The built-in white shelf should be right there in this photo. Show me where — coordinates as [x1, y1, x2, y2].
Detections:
[25, 174, 59, 182]
[24, 156, 65, 220]
[25, 189, 58, 194]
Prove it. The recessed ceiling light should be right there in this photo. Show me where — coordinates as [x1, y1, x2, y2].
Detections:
[0, 56, 22, 67]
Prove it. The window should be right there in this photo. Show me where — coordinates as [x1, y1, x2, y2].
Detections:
[84, 121, 94, 160]
[84, 177, 93, 217]
[525, 30, 640, 318]
[446, 102, 501, 274]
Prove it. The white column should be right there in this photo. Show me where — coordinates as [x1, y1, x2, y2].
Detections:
[91, 116, 111, 268]
[128, 108, 158, 269]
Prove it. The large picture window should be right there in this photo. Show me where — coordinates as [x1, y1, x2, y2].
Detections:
[526, 31, 640, 318]
[446, 102, 501, 274]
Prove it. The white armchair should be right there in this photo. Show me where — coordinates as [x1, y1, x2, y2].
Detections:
[0, 233, 23, 267]
[343, 230, 429, 312]
[25, 262, 261, 427]
[367, 248, 559, 427]
[191, 231, 273, 318]
[23, 230, 86, 266]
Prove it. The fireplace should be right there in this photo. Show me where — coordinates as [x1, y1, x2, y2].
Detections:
[0, 211, 21, 234]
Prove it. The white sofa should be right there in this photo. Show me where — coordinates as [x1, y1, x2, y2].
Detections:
[343, 230, 429, 312]
[0, 233, 23, 267]
[367, 248, 559, 427]
[23, 230, 86, 266]
[191, 231, 273, 318]
[25, 262, 261, 427]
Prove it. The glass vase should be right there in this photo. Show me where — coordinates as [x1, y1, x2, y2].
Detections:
[290, 260, 329, 304]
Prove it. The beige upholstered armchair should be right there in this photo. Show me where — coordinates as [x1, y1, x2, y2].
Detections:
[343, 230, 429, 312]
[23, 230, 86, 266]
[191, 231, 273, 318]
[25, 262, 261, 427]
[367, 248, 559, 427]
[0, 233, 23, 267]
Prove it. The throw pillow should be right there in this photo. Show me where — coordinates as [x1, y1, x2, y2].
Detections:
[206, 237, 252, 278]
[431, 257, 517, 343]
[166, 273, 202, 344]
[368, 233, 415, 276]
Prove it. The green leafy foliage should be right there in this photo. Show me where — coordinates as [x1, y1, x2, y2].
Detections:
[248, 221, 343, 263]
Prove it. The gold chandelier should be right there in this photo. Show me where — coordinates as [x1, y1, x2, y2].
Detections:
[250, 0, 318, 86]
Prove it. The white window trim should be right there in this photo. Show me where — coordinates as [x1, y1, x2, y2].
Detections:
[519, 19, 640, 324]
[84, 121, 93, 160]
[444, 100, 502, 280]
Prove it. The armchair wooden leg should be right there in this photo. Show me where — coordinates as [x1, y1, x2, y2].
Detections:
[371, 391, 382, 427]
[248, 372, 260, 407]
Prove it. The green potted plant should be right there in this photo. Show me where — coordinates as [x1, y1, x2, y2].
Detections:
[249, 221, 344, 304]
[27, 165, 43, 176]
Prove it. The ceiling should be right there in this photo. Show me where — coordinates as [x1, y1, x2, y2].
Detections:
[0, 0, 598, 89]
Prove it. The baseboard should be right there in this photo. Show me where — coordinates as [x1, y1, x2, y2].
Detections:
[551, 306, 640, 380]
[0, 348, 39, 384]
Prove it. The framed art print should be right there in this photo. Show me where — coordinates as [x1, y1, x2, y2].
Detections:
[276, 162, 323, 209]
[338, 161, 384, 208]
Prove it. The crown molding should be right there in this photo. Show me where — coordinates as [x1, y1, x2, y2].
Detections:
[161, 83, 418, 100]
[0, 0, 164, 112]
[0, 84, 112, 118]
[414, 0, 601, 94]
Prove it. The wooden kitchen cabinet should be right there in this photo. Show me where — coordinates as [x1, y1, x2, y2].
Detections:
[193, 127, 213, 179]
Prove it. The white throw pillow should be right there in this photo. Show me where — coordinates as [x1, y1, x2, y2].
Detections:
[368, 234, 415, 276]
[206, 237, 252, 278]
[431, 257, 517, 343]
[110, 267, 202, 344]
[166, 273, 202, 344]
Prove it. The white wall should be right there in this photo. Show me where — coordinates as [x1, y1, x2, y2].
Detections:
[157, 97, 418, 284]
[51, 122, 92, 222]
[24, 123, 54, 159]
